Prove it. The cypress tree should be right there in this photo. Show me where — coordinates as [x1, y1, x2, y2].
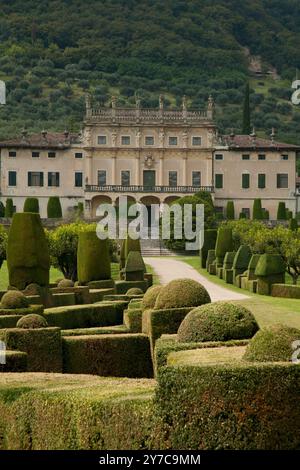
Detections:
[47, 197, 62, 218]
[226, 201, 235, 220]
[252, 199, 263, 220]
[289, 218, 298, 231]
[5, 198, 14, 218]
[0, 201, 5, 217]
[242, 82, 251, 135]
[277, 202, 287, 220]
[24, 197, 39, 213]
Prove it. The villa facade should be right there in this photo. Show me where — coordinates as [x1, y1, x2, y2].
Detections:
[0, 95, 299, 220]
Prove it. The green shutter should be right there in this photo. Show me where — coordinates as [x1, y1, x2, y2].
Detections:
[215, 174, 223, 189]
[28, 172, 32, 186]
[242, 174, 250, 189]
[40, 172, 44, 187]
[258, 174, 265, 189]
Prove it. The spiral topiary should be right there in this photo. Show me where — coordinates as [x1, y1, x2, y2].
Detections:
[142, 285, 163, 310]
[177, 301, 259, 343]
[154, 278, 211, 310]
[16, 314, 48, 329]
[126, 287, 144, 296]
[243, 324, 300, 362]
[57, 279, 75, 288]
[1, 290, 29, 309]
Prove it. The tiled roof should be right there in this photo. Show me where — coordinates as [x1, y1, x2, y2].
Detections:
[0, 132, 80, 149]
[223, 134, 300, 150]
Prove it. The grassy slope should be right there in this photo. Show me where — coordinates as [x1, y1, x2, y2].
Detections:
[177, 256, 300, 330]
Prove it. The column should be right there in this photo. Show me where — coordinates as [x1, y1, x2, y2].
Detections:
[135, 155, 140, 185]
[182, 155, 187, 186]
[159, 154, 164, 186]
[84, 199, 92, 219]
[112, 155, 116, 185]
[85, 153, 93, 185]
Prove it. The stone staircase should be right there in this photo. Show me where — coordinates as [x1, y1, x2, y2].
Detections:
[140, 238, 176, 257]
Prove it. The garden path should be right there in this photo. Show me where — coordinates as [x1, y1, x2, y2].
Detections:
[144, 257, 249, 302]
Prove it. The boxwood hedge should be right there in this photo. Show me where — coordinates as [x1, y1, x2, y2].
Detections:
[43, 302, 123, 329]
[62, 333, 153, 378]
[0, 327, 62, 372]
[177, 302, 258, 343]
[0, 374, 155, 450]
[155, 351, 300, 449]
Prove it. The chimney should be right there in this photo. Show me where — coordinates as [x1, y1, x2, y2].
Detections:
[41, 129, 47, 139]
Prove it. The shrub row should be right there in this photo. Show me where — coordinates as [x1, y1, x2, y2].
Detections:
[271, 283, 300, 299]
[43, 302, 123, 329]
[155, 356, 300, 449]
[0, 327, 62, 372]
[62, 334, 153, 378]
[0, 373, 155, 450]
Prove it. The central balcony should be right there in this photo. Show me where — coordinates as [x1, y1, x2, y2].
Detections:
[85, 184, 214, 193]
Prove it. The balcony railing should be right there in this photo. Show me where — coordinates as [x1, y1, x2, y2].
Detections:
[88, 107, 209, 124]
[85, 184, 214, 193]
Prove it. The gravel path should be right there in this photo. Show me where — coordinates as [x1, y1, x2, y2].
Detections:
[144, 257, 249, 302]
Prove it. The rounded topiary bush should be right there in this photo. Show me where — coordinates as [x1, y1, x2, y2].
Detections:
[1, 291, 29, 309]
[23, 197, 39, 214]
[16, 314, 48, 329]
[58, 279, 75, 288]
[126, 287, 144, 296]
[154, 278, 211, 310]
[142, 285, 163, 310]
[243, 324, 300, 362]
[177, 301, 259, 343]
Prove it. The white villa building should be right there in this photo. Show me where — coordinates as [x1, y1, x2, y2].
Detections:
[0, 95, 299, 220]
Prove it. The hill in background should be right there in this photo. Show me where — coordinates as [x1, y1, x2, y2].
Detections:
[0, 0, 299, 144]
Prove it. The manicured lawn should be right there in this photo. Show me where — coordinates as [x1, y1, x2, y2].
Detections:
[178, 255, 300, 330]
[0, 261, 156, 289]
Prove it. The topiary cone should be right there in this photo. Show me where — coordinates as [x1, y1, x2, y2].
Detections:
[7, 212, 50, 290]
[77, 230, 111, 284]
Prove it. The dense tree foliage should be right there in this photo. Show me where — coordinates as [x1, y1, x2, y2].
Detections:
[0, 0, 299, 144]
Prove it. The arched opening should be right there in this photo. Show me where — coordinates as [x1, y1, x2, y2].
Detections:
[140, 195, 161, 229]
[91, 195, 112, 217]
[163, 195, 180, 206]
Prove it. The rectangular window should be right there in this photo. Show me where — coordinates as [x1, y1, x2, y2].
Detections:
[169, 171, 178, 187]
[121, 136, 130, 145]
[145, 136, 154, 146]
[75, 172, 83, 187]
[215, 174, 223, 189]
[98, 136, 107, 145]
[242, 173, 250, 189]
[48, 151, 56, 158]
[215, 154, 223, 160]
[192, 136, 202, 146]
[75, 152, 83, 159]
[277, 173, 288, 188]
[192, 171, 201, 187]
[169, 136, 178, 146]
[48, 172, 60, 187]
[242, 208, 250, 218]
[28, 172, 44, 187]
[242, 154, 250, 160]
[258, 173, 266, 189]
[8, 151, 16, 158]
[98, 170, 106, 186]
[258, 154, 266, 160]
[8, 171, 17, 187]
[32, 151, 40, 158]
[121, 170, 130, 186]
[281, 154, 289, 161]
